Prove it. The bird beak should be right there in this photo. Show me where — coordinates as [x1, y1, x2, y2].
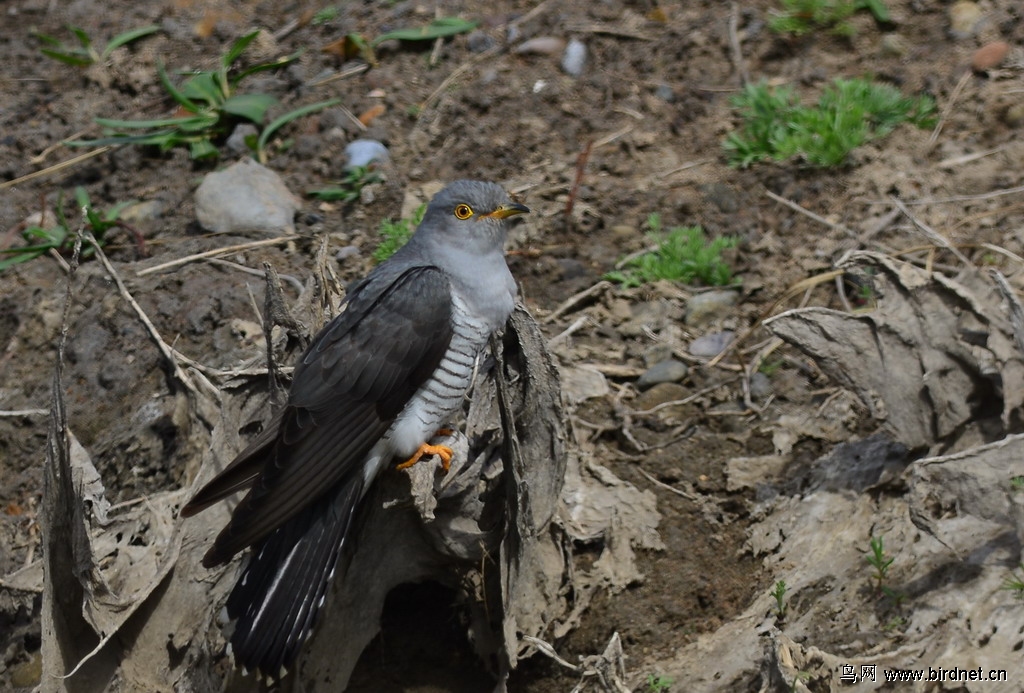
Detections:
[482, 202, 530, 219]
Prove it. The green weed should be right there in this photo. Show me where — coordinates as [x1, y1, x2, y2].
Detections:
[1001, 564, 1024, 600]
[35, 24, 159, 67]
[308, 165, 383, 204]
[645, 673, 673, 692]
[605, 214, 738, 287]
[724, 78, 935, 168]
[771, 580, 788, 620]
[866, 534, 895, 592]
[372, 204, 427, 263]
[71, 31, 338, 160]
[1, 188, 140, 271]
[769, 0, 891, 37]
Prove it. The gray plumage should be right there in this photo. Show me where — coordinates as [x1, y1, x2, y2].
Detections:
[181, 180, 528, 678]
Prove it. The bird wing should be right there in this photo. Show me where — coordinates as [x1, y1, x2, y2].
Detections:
[184, 265, 454, 564]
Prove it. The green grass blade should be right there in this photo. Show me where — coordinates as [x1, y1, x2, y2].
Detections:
[68, 25, 92, 49]
[257, 98, 341, 155]
[158, 62, 201, 111]
[373, 17, 478, 45]
[221, 93, 278, 122]
[223, 30, 261, 68]
[40, 48, 92, 66]
[181, 72, 225, 107]
[102, 24, 161, 57]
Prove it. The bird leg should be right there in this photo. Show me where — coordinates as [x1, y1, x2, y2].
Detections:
[395, 429, 455, 472]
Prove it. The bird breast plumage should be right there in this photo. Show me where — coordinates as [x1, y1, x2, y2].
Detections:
[382, 289, 510, 460]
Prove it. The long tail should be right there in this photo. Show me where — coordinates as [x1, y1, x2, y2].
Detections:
[224, 474, 365, 679]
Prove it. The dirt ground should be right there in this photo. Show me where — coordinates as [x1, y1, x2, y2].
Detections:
[2, 0, 1024, 691]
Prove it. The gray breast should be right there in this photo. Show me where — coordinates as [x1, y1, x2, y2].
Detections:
[383, 292, 499, 458]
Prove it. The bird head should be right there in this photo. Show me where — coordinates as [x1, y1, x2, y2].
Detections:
[416, 180, 529, 253]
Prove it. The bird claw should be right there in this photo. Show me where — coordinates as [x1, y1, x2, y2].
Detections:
[396, 441, 453, 473]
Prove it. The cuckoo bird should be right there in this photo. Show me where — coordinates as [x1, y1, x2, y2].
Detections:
[180, 180, 528, 678]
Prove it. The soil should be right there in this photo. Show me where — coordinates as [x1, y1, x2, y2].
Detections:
[2, 1, 1023, 691]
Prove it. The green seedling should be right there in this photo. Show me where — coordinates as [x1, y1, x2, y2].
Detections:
[372, 204, 427, 263]
[771, 580, 788, 620]
[1010, 475, 1024, 490]
[312, 6, 341, 24]
[866, 534, 894, 592]
[337, 16, 478, 65]
[605, 214, 738, 288]
[1, 188, 141, 271]
[645, 674, 673, 692]
[72, 31, 337, 160]
[725, 78, 935, 168]
[1001, 564, 1024, 600]
[769, 0, 891, 37]
[308, 165, 383, 204]
[35, 24, 160, 67]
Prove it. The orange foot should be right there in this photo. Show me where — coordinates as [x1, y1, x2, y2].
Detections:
[396, 431, 454, 473]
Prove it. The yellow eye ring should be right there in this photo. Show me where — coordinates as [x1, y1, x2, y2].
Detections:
[454, 204, 473, 220]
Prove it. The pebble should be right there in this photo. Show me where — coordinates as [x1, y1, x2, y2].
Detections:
[971, 41, 1009, 72]
[194, 159, 298, 235]
[514, 37, 565, 56]
[335, 245, 361, 261]
[879, 34, 908, 57]
[948, 1, 983, 38]
[636, 360, 689, 390]
[344, 139, 389, 170]
[749, 371, 773, 400]
[685, 290, 739, 326]
[689, 330, 735, 358]
[561, 38, 587, 77]
[226, 123, 258, 154]
[1003, 103, 1024, 128]
[632, 382, 688, 414]
[118, 199, 164, 222]
[466, 30, 495, 53]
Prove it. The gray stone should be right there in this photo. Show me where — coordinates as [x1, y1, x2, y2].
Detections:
[689, 330, 735, 358]
[637, 360, 689, 390]
[685, 290, 738, 326]
[226, 123, 258, 154]
[194, 159, 299, 236]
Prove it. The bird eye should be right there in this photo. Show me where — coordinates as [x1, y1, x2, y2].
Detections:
[454, 204, 473, 220]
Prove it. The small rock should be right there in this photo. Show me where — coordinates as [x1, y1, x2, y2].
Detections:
[749, 371, 773, 400]
[1003, 103, 1024, 128]
[632, 382, 688, 414]
[642, 344, 673, 367]
[971, 41, 1009, 72]
[702, 182, 739, 213]
[655, 84, 675, 102]
[948, 1, 983, 38]
[344, 139, 389, 170]
[466, 30, 495, 53]
[619, 300, 674, 337]
[514, 37, 565, 56]
[689, 330, 734, 358]
[226, 123, 258, 154]
[685, 290, 738, 326]
[636, 360, 689, 390]
[879, 33, 907, 57]
[118, 199, 164, 223]
[561, 38, 586, 77]
[194, 159, 299, 235]
[561, 366, 609, 404]
[335, 245, 361, 261]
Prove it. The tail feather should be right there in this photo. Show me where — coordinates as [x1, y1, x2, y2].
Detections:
[225, 474, 365, 678]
